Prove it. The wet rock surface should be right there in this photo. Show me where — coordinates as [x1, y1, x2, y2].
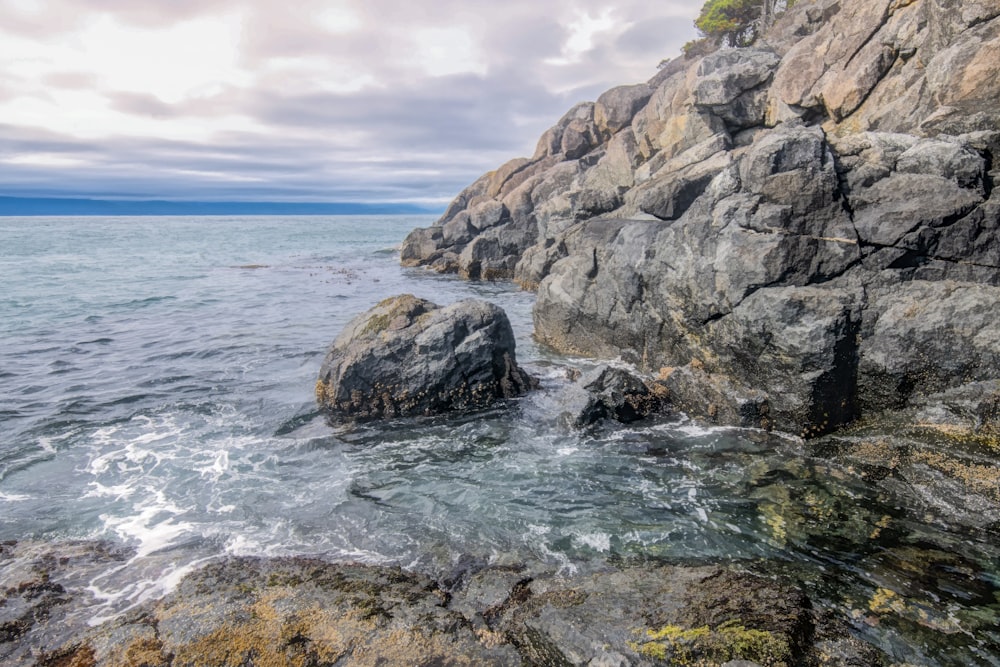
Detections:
[316, 295, 535, 421]
[18, 550, 886, 667]
[399, 0, 1000, 440]
[0, 540, 131, 666]
[559, 365, 668, 427]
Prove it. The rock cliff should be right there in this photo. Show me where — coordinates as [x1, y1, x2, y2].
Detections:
[402, 0, 1000, 436]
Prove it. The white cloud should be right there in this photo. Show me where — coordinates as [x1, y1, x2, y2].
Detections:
[5, 153, 87, 167]
[318, 2, 364, 34]
[0, 0, 701, 202]
[550, 8, 620, 65]
[75, 13, 249, 103]
[411, 27, 488, 78]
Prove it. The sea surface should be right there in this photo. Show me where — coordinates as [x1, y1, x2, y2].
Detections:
[1, 216, 997, 665]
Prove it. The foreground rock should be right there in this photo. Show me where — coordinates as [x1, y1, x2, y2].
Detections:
[400, 0, 1000, 437]
[28, 552, 882, 667]
[316, 295, 535, 421]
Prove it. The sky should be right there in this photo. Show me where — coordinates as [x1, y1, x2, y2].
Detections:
[0, 0, 700, 206]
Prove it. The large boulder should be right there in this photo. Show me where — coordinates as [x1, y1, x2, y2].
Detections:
[316, 295, 535, 421]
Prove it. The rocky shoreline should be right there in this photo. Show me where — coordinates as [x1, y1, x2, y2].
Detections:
[393, 0, 1000, 620]
[3, 540, 886, 666]
[5, 1, 999, 665]
[400, 0, 1000, 442]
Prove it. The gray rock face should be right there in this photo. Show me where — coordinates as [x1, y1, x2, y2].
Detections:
[400, 0, 1000, 435]
[316, 295, 535, 421]
[858, 281, 1000, 412]
[693, 48, 781, 130]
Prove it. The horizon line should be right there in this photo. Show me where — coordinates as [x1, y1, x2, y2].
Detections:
[0, 195, 445, 217]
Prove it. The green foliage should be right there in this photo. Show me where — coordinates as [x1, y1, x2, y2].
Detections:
[694, 0, 799, 48]
[695, 0, 762, 47]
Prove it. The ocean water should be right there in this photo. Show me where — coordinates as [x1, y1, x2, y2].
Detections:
[1, 216, 997, 664]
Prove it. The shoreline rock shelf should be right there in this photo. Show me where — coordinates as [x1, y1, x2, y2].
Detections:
[4, 541, 884, 667]
[399, 0, 1000, 440]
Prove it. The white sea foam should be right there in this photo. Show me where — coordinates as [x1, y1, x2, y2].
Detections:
[100, 491, 195, 558]
[86, 481, 138, 500]
[574, 531, 611, 552]
[523, 524, 576, 575]
[673, 422, 724, 438]
[197, 449, 230, 481]
[0, 491, 30, 501]
[225, 533, 264, 556]
[86, 438, 167, 476]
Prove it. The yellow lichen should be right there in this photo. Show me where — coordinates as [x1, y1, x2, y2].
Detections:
[868, 515, 892, 540]
[167, 590, 375, 667]
[864, 586, 965, 633]
[475, 627, 507, 649]
[630, 621, 790, 666]
[849, 438, 901, 469]
[761, 503, 789, 545]
[315, 379, 330, 404]
[914, 422, 1000, 453]
[913, 451, 1000, 501]
[868, 587, 906, 615]
[36, 644, 98, 667]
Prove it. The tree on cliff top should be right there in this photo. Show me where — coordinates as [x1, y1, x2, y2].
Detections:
[695, 0, 797, 47]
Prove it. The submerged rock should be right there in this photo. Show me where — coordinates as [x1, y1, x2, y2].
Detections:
[316, 295, 535, 421]
[561, 365, 668, 427]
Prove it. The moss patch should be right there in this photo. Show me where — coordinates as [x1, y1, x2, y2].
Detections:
[360, 312, 394, 337]
[630, 621, 791, 666]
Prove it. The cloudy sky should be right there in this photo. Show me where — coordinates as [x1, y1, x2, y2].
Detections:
[1, 0, 699, 205]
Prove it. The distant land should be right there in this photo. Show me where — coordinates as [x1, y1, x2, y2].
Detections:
[0, 196, 443, 217]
